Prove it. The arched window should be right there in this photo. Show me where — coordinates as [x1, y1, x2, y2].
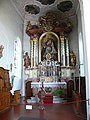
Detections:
[79, 32, 85, 76]
[14, 37, 21, 78]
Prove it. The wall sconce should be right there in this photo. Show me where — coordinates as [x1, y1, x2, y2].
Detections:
[0, 45, 4, 58]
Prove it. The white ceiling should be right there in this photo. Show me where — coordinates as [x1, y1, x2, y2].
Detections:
[11, 0, 79, 21]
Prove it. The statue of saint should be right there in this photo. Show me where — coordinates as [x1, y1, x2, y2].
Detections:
[70, 51, 76, 66]
[24, 52, 30, 69]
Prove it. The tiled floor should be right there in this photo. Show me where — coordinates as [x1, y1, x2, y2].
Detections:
[0, 97, 87, 120]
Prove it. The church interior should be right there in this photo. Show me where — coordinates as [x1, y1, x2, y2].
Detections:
[0, 0, 89, 120]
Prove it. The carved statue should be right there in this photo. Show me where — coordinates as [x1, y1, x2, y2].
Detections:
[70, 51, 76, 66]
[26, 21, 32, 31]
[24, 52, 30, 69]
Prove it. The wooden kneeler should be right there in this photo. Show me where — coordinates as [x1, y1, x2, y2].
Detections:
[14, 90, 20, 105]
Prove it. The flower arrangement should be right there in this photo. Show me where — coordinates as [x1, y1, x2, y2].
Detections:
[52, 88, 65, 97]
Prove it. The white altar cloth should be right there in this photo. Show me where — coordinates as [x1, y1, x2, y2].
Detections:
[31, 82, 67, 89]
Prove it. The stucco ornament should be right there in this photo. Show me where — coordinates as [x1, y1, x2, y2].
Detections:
[0, 45, 4, 58]
[39, 12, 58, 32]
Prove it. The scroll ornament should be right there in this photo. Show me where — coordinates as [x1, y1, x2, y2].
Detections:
[0, 45, 4, 58]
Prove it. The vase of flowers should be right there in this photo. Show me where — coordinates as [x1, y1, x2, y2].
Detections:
[52, 88, 65, 103]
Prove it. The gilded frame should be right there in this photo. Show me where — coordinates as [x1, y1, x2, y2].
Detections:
[39, 32, 60, 62]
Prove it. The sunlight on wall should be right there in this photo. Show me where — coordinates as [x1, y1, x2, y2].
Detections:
[81, 1, 90, 120]
[14, 37, 21, 79]
[79, 32, 85, 76]
[11, 37, 22, 95]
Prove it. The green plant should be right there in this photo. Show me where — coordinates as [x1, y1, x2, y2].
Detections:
[52, 88, 64, 97]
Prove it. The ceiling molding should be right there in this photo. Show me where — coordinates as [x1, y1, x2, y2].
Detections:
[11, 0, 79, 21]
[10, 0, 24, 20]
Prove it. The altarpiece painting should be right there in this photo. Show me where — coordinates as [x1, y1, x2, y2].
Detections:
[39, 32, 60, 62]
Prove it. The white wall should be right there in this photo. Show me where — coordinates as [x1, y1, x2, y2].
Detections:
[0, 0, 23, 69]
[21, 20, 30, 96]
[77, 4, 85, 76]
[0, 0, 23, 95]
[79, 0, 90, 119]
[69, 16, 79, 76]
